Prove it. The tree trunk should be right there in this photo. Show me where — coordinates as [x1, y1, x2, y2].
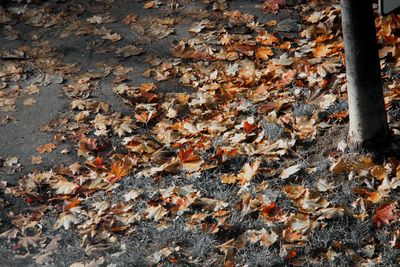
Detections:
[341, 0, 389, 150]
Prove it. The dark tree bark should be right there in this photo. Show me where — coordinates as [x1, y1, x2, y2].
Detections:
[341, 0, 389, 150]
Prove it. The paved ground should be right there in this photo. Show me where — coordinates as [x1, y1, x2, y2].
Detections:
[0, 0, 298, 185]
[5, 1, 397, 267]
[0, 1, 304, 266]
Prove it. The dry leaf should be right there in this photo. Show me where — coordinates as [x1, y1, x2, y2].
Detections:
[280, 164, 302, 179]
[31, 155, 43, 164]
[36, 143, 56, 154]
[373, 203, 398, 227]
[145, 205, 168, 221]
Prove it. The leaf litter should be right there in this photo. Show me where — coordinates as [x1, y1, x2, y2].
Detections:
[2, 0, 400, 266]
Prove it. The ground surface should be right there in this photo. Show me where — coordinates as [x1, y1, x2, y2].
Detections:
[2, 0, 400, 266]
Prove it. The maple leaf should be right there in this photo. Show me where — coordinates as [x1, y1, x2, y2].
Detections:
[178, 147, 201, 163]
[256, 46, 274, 60]
[65, 198, 81, 211]
[15, 233, 42, 250]
[87, 156, 106, 170]
[124, 189, 141, 201]
[280, 164, 302, 179]
[242, 229, 278, 248]
[108, 161, 129, 183]
[144, 1, 156, 9]
[31, 155, 43, 164]
[55, 213, 80, 230]
[36, 143, 56, 154]
[145, 205, 168, 221]
[237, 160, 260, 185]
[44, 234, 62, 252]
[373, 203, 398, 227]
[261, 202, 282, 220]
[51, 179, 78, 195]
[171, 43, 215, 61]
[122, 14, 137, 25]
[243, 121, 257, 133]
[263, 0, 285, 13]
[135, 110, 155, 124]
[0, 228, 19, 239]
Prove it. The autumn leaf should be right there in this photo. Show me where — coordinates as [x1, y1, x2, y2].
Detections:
[122, 14, 137, 24]
[280, 164, 302, 179]
[31, 155, 42, 164]
[36, 143, 56, 154]
[108, 161, 129, 183]
[256, 46, 274, 60]
[87, 156, 106, 170]
[178, 147, 201, 163]
[313, 45, 331, 58]
[371, 165, 388, 181]
[261, 202, 282, 220]
[144, 1, 156, 9]
[15, 233, 42, 249]
[373, 203, 398, 227]
[243, 121, 257, 133]
[55, 213, 80, 230]
[135, 110, 156, 124]
[237, 160, 260, 185]
[51, 179, 78, 195]
[145, 205, 168, 221]
[221, 173, 236, 184]
[263, 0, 285, 13]
[65, 198, 81, 211]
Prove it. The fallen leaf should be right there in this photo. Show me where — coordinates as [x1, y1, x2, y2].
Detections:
[31, 155, 43, 164]
[4, 156, 18, 167]
[237, 160, 261, 185]
[51, 179, 78, 195]
[36, 143, 56, 154]
[56, 213, 80, 230]
[373, 203, 398, 227]
[23, 98, 36, 106]
[280, 164, 302, 179]
[256, 46, 274, 60]
[146, 205, 168, 221]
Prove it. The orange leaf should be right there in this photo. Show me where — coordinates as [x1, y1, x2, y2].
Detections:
[178, 147, 201, 163]
[65, 198, 80, 210]
[109, 162, 129, 183]
[256, 46, 274, 60]
[122, 14, 137, 25]
[135, 111, 155, 124]
[87, 157, 106, 170]
[36, 143, 56, 154]
[244, 122, 257, 133]
[144, 1, 155, 9]
[261, 202, 281, 220]
[313, 45, 331, 58]
[373, 203, 398, 227]
[140, 83, 157, 93]
[171, 44, 215, 61]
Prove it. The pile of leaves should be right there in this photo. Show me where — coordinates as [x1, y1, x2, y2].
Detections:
[2, 0, 400, 266]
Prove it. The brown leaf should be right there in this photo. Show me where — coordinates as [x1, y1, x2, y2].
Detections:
[256, 46, 274, 60]
[373, 203, 398, 227]
[31, 155, 43, 165]
[36, 143, 56, 154]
